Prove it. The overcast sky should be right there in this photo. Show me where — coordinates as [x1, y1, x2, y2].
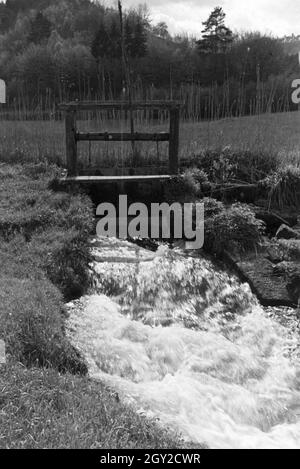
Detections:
[108, 0, 300, 38]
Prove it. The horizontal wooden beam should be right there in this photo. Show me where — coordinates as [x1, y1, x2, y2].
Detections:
[58, 101, 181, 111]
[76, 132, 170, 142]
[60, 175, 173, 184]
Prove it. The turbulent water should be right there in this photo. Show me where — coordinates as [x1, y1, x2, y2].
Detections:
[66, 237, 300, 449]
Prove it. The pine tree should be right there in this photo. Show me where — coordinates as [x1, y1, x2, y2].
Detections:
[124, 17, 134, 58]
[109, 18, 121, 58]
[197, 6, 233, 54]
[91, 24, 111, 59]
[28, 11, 52, 44]
[91, 15, 147, 61]
[131, 17, 147, 58]
[124, 16, 147, 58]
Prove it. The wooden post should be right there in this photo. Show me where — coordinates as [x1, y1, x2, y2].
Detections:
[65, 110, 77, 176]
[0, 79, 6, 104]
[169, 106, 179, 174]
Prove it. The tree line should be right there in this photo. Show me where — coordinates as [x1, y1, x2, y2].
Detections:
[0, 0, 299, 119]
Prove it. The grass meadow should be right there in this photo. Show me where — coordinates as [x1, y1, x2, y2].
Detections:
[1, 111, 300, 169]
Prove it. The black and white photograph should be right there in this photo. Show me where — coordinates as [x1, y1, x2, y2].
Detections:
[0, 0, 300, 455]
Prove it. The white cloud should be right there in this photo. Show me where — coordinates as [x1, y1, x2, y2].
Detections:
[110, 0, 300, 38]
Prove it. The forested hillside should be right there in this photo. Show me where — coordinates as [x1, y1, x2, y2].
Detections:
[0, 0, 299, 118]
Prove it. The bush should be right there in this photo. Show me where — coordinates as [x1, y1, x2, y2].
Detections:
[204, 203, 265, 254]
[185, 167, 210, 188]
[165, 168, 209, 203]
[262, 165, 300, 209]
[190, 147, 278, 184]
[202, 197, 225, 218]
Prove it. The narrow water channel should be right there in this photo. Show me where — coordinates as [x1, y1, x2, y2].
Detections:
[66, 237, 300, 449]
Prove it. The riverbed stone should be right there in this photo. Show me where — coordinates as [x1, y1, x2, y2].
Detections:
[224, 245, 298, 307]
[276, 224, 300, 241]
[235, 256, 294, 306]
[286, 267, 300, 305]
[253, 209, 297, 237]
[265, 243, 285, 264]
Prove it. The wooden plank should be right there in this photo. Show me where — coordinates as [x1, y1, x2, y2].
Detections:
[93, 255, 156, 264]
[76, 132, 170, 142]
[169, 107, 180, 174]
[59, 101, 181, 111]
[65, 110, 77, 176]
[60, 175, 172, 184]
[80, 166, 169, 176]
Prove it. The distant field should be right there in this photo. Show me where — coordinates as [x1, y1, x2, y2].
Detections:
[0, 111, 299, 168]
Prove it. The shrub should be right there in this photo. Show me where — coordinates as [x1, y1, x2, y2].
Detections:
[185, 167, 210, 188]
[190, 147, 278, 184]
[262, 165, 300, 209]
[165, 168, 209, 203]
[202, 197, 225, 218]
[204, 203, 265, 254]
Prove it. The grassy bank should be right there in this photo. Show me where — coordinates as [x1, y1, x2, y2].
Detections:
[0, 162, 186, 449]
[0, 364, 188, 449]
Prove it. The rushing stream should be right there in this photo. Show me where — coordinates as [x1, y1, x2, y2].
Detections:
[66, 237, 300, 449]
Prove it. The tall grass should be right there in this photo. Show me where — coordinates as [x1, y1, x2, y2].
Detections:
[1, 76, 294, 121]
[0, 110, 299, 170]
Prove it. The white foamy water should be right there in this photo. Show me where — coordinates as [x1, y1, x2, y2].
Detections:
[66, 238, 300, 449]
